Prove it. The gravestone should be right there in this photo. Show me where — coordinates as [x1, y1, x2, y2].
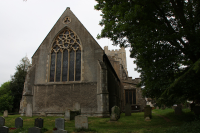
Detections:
[0, 126, 9, 133]
[53, 129, 68, 133]
[145, 117, 151, 121]
[194, 106, 200, 116]
[40, 112, 46, 117]
[15, 117, 23, 128]
[73, 102, 80, 110]
[64, 110, 70, 121]
[34, 118, 43, 128]
[0, 117, 5, 127]
[28, 127, 41, 133]
[3, 110, 8, 117]
[174, 104, 182, 115]
[55, 118, 65, 130]
[110, 106, 120, 121]
[125, 103, 131, 116]
[75, 115, 88, 129]
[144, 106, 152, 119]
[156, 106, 159, 109]
[26, 103, 32, 117]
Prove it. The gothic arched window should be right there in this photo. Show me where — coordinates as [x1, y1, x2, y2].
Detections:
[49, 28, 81, 82]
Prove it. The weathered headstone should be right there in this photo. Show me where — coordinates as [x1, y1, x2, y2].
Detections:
[28, 127, 41, 133]
[0, 126, 9, 133]
[73, 102, 80, 110]
[15, 117, 23, 128]
[110, 106, 120, 121]
[125, 103, 131, 116]
[53, 129, 68, 133]
[26, 103, 32, 117]
[0, 117, 5, 127]
[3, 110, 8, 118]
[64, 110, 70, 121]
[156, 106, 159, 109]
[55, 118, 65, 130]
[75, 115, 88, 129]
[144, 106, 152, 119]
[145, 117, 151, 121]
[194, 106, 200, 116]
[174, 104, 182, 115]
[34, 118, 43, 128]
[40, 112, 46, 117]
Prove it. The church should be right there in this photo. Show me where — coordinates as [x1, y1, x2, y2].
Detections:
[19, 7, 146, 117]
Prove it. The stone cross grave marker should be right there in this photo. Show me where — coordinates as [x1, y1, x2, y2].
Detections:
[28, 127, 41, 133]
[15, 117, 23, 128]
[34, 118, 44, 128]
[3, 110, 8, 117]
[26, 103, 33, 117]
[55, 118, 65, 130]
[110, 106, 120, 121]
[75, 115, 88, 129]
[0, 116, 5, 127]
[125, 103, 131, 116]
[0, 126, 9, 133]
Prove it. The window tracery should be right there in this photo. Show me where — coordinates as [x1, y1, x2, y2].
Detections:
[50, 27, 81, 82]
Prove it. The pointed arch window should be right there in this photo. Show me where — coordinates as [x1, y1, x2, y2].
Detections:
[49, 28, 81, 82]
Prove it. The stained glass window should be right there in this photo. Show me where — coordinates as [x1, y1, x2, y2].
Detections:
[56, 51, 62, 82]
[75, 50, 81, 81]
[50, 52, 56, 82]
[62, 50, 68, 81]
[49, 27, 81, 82]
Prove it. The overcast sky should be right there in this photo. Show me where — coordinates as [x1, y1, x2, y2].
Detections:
[0, 0, 140, 86]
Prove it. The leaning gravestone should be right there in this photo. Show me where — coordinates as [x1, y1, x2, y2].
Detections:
[55, 118, 65, 130]
[144, 105, 152, 119]
[110, 106, 120, 121]
[174, 104, 182, 115]
[28, 127, 41, 133]
[34, 118, 43, 128]
[75, 115, 88, 129]
[3, 110, 8, 118]
[125, 103, 131, 116]
[26, 103, 32, 117]
[0, 117, 5, 127]
[15, 117, 23, 128]
[0, 126, 9, 133]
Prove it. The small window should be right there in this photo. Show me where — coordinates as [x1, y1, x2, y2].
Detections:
[49, 28, 81, 82]
[125, 90, 136, 104]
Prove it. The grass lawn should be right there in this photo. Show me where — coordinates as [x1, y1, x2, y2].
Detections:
[1, 108, 197, 133]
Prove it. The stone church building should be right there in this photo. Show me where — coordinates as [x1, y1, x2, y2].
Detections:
[19, 8, 145, 117]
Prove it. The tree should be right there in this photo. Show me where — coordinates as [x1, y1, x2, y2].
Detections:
[10, 56, 31, 112]
[95, 0, 200, 105]
[0, 81, 13, 112]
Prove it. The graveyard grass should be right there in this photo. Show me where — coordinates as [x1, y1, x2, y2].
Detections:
[2, 108, 198, 133]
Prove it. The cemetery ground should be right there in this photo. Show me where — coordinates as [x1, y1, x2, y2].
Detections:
[1, 108, 200, 133]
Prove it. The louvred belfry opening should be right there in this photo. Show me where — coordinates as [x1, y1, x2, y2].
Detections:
[50, 27, 81, 82]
